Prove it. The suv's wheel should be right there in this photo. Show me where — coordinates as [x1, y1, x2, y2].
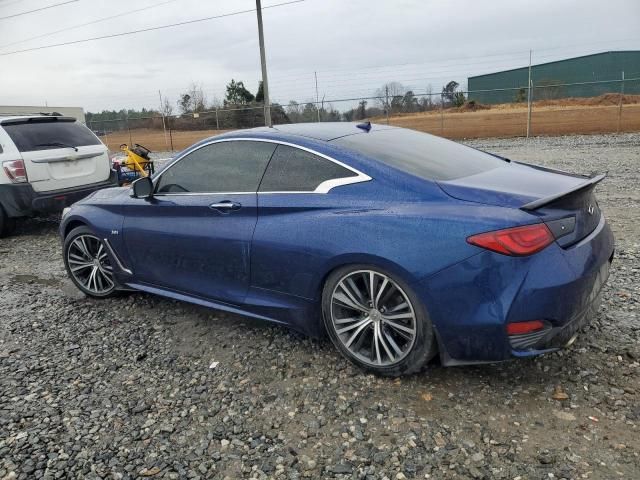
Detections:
[322, 265, 436, 376]
[63, 226, 118, 298]
[0, 205, 15, 238]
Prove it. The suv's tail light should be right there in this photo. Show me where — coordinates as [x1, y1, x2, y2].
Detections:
[467, 224, 554, 256]
[2, 159, 28, 183]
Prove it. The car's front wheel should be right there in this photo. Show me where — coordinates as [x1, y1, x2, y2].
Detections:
[63, 226, 117, 298]
[322, 265, 436, 376]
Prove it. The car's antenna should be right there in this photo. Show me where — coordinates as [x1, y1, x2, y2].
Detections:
[356, 121, 371, 132]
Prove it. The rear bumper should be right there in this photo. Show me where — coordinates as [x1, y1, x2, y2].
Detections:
[415, 214, 615, 365]
[509, 258, 610, 355]
[0, 170, 117, 217]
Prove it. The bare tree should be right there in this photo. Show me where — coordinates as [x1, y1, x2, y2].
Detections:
[422, 84, 434, 110]
[357, 100, 367, 120]
[377, 81, 406, 99]
[374, 82, 407, 112]
[322, 102, 341, 121]
[286, 101, 303, 122]
[161, 97, 173, 117]
[177, 83, 207, 114]
[208, 95, 223, 109]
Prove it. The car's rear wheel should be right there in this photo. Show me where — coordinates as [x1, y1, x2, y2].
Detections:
[63, 226, 117, 298]
[322, 265, 436, 376]
[0, 205, 16, 238]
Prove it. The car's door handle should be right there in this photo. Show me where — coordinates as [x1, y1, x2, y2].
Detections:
[209, 200, 242, 213]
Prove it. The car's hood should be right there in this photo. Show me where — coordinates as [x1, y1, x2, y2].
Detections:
[437, 162, 588, 208]
[78, 186, 130, 205]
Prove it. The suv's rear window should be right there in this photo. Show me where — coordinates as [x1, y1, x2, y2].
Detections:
[2, 120, 101, 152]
[333, 128, 506, 181]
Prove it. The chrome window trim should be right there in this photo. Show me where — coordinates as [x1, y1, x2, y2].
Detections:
[153, 192, 255, 196]
[152, 137, 372, 196]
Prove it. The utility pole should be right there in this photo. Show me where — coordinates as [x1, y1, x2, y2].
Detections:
[440, 94, 444, 135]
[526, 49, 532, 138]
[385, 85, 390, 125]
[158, 90, 169, 151]
[315, 71, 320, 122]
[618, 70, 625, 132]
[256, 0, 272, 127]
[126, 115, 132, 146]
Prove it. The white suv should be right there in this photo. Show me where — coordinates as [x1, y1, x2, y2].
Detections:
[0, 114, 116, 236]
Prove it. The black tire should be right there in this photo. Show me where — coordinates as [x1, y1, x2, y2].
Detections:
[63, 226, 118, 298]
[322, 264, 437, 377]
[0, 205, 16, 238]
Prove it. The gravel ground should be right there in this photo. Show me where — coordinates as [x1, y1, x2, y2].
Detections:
[1, 133, 639, 480]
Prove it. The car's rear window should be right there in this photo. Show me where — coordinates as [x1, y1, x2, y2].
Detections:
[333, 128, 506, 181]
[2, 120, 101, 152]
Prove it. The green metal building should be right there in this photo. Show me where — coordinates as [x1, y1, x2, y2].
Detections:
[467, 51, 640, 104]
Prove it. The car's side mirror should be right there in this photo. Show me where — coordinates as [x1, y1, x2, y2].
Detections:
[130, 176, 153, 199]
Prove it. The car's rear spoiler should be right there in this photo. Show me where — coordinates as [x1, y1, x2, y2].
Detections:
[0, 116, 75, 125]
[520, 173, 606, 211]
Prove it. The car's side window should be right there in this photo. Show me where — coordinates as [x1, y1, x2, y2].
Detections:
[258, 144, 355, 192]
[155, 141, 277, 194]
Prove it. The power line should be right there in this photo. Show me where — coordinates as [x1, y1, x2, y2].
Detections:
[0, 0, 181, 49]
[0, 0, 78, 21]
[264, 42, 640, 98]
[11, 33, 637, 109]
[270, 54, 532, 83]
[40, 54, 638, 109]
[267, 37, 640, 82]
[0, 0, 305, 56]
[271, 58, 535, 88]
[269, 54, 629, 93]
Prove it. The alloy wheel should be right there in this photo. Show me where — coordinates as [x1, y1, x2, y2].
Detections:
[67, 234, 115, 294]
[330, 270, 417, 367]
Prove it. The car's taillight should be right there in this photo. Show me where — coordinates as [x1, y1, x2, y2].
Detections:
[467, 223, 554, 256]
[2, 159, 28, 183]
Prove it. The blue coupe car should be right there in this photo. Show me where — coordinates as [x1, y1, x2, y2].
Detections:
[60, 123, 614, 376]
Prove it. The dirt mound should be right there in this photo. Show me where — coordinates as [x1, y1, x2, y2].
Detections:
[535, 93, 640, 108]
[457, 100, 490, 112]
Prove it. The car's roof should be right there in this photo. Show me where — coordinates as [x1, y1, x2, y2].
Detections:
[244, 122, 398, 142]
[0, 114, 75, 125]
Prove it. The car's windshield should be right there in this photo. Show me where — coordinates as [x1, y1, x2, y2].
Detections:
[333, 128, 507, 181]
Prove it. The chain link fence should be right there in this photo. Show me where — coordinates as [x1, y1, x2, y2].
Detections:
[88, 76, 640, 153]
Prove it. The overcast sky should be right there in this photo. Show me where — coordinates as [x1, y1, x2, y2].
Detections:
[1, 0, 639, 113]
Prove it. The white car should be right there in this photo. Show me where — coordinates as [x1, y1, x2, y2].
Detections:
[0, 114, 116, 236]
